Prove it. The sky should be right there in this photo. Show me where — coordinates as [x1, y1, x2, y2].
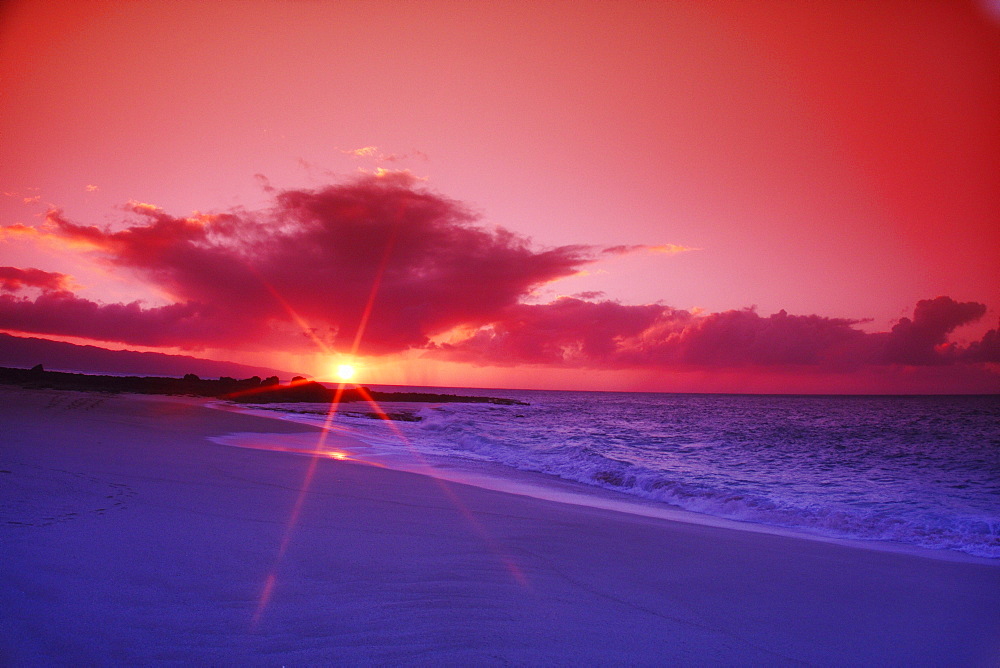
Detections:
[1, 0, 998, 393]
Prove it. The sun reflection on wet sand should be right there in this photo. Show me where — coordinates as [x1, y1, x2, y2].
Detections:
[247, 213, 527, 630]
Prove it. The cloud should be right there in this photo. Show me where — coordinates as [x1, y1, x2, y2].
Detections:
[344, 146, 380, 158]
[603, 244, 700, 256]
[0, 223, 42, 240]
[434, 296, 998, 370]
[648, 244, 700, 255]
[0, 174, 994, 379]
[340, 146, 429, 163]
[0, 291, 232, 348]
[365, 167, 427, 182]
[963, 328, 1000, 364]
[881, 296, 988, 365]
[253, 174, 275, 193]
[437, 299, 668, 366]
[2, 188, 40, 201]
[0, 173, 597, 354]
[0, 266, 72, 292]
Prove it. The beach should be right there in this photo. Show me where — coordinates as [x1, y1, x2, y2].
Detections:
[2, 388, 999, 665]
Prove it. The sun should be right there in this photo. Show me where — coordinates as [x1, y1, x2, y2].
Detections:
[335, 364, 356, 382]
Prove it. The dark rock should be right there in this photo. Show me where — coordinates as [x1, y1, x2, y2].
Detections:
[0, 366, 529, 407]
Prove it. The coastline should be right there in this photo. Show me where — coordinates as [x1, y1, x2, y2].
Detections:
[208, 414, 998, 566]
[3, 388, 999, 664]
[215, 394, 1000, 563]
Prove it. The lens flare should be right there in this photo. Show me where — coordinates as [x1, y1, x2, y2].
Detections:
[249, 205, 525, 631]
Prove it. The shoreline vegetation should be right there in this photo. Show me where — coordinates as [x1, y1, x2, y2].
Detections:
[0, 365, 527, 406]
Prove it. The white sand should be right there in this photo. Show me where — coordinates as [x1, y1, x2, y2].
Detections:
[2, 388, 998, 665]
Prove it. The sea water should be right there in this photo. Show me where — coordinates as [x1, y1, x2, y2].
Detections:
[229, 390, 1000, 559]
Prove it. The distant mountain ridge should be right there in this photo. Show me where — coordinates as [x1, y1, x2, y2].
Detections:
[0, 333, 299, 380]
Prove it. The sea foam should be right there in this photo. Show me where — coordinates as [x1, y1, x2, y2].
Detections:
[223, 391, 1000, 558]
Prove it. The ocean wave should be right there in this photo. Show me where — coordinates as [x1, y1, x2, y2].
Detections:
[232, 392, 1000, 559]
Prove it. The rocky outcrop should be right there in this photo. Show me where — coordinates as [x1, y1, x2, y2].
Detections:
[0, 366, 528, 406]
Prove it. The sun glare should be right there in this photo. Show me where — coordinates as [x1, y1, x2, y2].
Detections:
[336, 364, 356, 381]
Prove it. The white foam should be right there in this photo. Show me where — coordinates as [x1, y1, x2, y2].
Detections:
[208, 394, 1000, 562]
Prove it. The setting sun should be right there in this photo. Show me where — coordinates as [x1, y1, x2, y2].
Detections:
[1, 2, 997, 663]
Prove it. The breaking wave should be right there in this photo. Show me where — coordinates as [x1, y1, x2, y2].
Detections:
[235, 391, 1000, 558]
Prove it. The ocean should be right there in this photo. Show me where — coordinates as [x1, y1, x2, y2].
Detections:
[223, 389, 1000, 559]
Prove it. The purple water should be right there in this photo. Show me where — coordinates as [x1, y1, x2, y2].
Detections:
[233, 390, 1000, 558]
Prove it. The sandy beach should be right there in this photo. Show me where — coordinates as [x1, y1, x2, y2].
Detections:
[2, 388, 998, 665]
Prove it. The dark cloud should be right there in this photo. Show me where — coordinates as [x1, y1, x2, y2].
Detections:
[435, 297, 997, 371]
[637, 308, 869, 368]
[1, 173, 595, 354]
[440, 299, 668, 366]
[0, 174, 995, 378]
[881, 296, 987, 365]
[0, 266, 70, 292]
[253, 174, 275, 193]
[962, 328, 1000, 364]
[0, 290, 231, 348]
[603, 245, 647, 255]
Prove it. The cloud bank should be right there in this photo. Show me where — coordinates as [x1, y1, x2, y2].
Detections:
[1, 173, 592, 354]
[0, 266, 71, 292]
[434, 296, 998, 370]
[0, 173, 996, 383]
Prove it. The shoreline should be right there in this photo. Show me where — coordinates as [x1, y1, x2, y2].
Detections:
[210, 424, 998, 567]
[3, 388, 999, 664]
[212, 398, 1000, 565]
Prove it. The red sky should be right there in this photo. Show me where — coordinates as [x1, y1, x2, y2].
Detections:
[1, 0, 997, 393]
